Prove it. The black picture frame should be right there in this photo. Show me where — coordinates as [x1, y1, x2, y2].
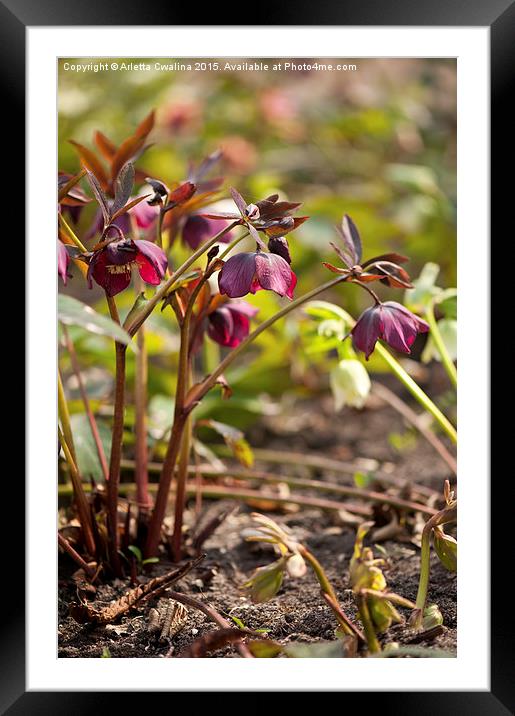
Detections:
[5, 1, 510, 712]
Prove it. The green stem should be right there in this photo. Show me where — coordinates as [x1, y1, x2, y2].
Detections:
[217, 230, 250, 260]
[58, 213, 87, 253]
[58, 427, 96, 556]
[356, 593, 381, 653]
[299, 546, 355, 636]
[375, 343, 457, 444]
[425, 301, 458, 388]
[57, 368, 76, 465]
[413, 503, 457, 623]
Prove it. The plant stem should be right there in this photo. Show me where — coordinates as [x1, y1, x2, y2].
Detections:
[58, 427, 96, 556]
[413, 503, 457, 624]
[105, 294, 126, 576]
[298, 546, 355, 636]
[375, 343, 457, 444]
[62, 326, 109, 482]
[58, 532, 96, 578]
[217, 230, 250, 260]
[58, 213, 87, 253]
[356, 593, 381, 653]
[134, 322, 151, 510]
[124, 221, 239, 336]
[425, 300, 458, 388]
[167, 591, 253, 658]
[57, 368, 76, 465]
[170, 369, 192, 562]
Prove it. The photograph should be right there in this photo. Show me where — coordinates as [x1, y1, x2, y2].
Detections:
[56, 56, 459, 660]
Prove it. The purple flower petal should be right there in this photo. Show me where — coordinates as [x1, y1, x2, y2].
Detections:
[218, 253, 257, 298]
[207, 306, 235, 346]
[351, 301, 429, 360]
[58, 240, 70, 285]
[254, 252, 296, 299]
[134, 240, 168, 284]
[351, 305, 383, 360]
[268, 236, 291, 264]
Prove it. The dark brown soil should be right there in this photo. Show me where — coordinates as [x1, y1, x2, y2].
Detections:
[58, 387, 457, 658]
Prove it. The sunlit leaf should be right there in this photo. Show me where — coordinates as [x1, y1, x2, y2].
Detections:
[59, 294, 134, 347]
[69, 413, 111, 481]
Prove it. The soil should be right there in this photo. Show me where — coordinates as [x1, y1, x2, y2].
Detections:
[58, 384, 457, 658]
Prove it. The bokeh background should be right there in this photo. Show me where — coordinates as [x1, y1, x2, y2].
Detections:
[58, 58, 456, 452]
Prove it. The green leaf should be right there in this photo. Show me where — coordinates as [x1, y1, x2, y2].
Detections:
[244, 559, 285, 603]
[247, 640, 283, 658]
[128, 545, 142, 563]
[69, 413, 111, 482]
[142, 557, 160, 565]
[101, 647, 111, 658]
[354, 471, 372, 489]
[200, 420, 254, 468]
[229, 615, 246, 630]
[59, 294, 134, 348]
[433, 528, 457, 572]
[285, 641, 348, 658]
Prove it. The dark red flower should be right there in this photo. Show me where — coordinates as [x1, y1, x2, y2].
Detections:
[58, 240, 71, 285]
[87, 237, 168, 296]
[182, 215, 234, 250]
[218, 250, 297, 300]
[207, 300, 259, 348]
[351, 301, 429, 360]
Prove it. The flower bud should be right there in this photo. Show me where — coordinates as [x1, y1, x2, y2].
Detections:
[286, 552, 307, 578]
[330, 360, 371, 411]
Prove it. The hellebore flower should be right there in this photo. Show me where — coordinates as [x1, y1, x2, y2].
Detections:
[87, 237, 168, 297]
[351, 301, 429, 360]
[182, 215, 234, 250]
[207, 300, 259, 348]
[58, 240, 71, 285]
[218, 250, 297, 300]
[330, 359, 371, 410]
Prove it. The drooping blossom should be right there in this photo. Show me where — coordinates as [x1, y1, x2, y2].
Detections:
[87, 237, 167, 297]
[58, 240, 71, 285]
[207, 300, 259, 348]
[351, 301, 429, 360]
[218, 250, 297, 300]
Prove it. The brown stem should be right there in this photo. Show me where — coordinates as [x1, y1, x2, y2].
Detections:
[58, 532, 96, 578]
[134, 322, 151, 511]
[167, 591, 253, 658]
[171, 392, 192, 562]
[63, 326, 109, 482]
[105, 294, 126, 576]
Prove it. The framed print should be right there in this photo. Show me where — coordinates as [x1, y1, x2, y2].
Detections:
[3, 0, 511, 711]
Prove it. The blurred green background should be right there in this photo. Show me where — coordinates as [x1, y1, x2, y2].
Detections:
[58, 57, 456, 453]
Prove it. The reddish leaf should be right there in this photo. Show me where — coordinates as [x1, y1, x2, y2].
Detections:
[322, 262, 349, 274]
[111, 162, 135, 216]
[94, 131, 117, 161]
[58, 169, 88, 202]
[86, 170, 111, 226]
[133, 110, 155, 139]
[69, 141, 109, 190]
[110, 134, 146, 182]
[164, 181, 197, 210]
